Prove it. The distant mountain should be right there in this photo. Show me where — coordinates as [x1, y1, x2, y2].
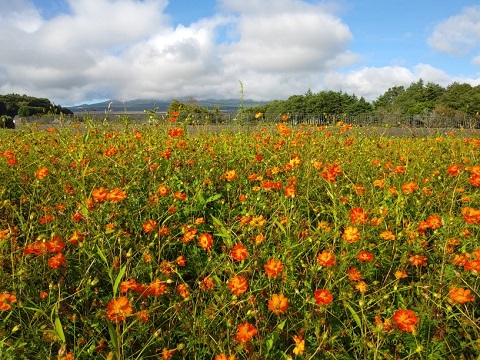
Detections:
[67, 98, 269, 113]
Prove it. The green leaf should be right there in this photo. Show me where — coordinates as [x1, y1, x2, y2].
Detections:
[344, 301, 362, 329]
[54, 316, 66, 343]
[113, 264, 127, 296]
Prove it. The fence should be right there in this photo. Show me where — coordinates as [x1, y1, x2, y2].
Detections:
[14, 112, 480, 129]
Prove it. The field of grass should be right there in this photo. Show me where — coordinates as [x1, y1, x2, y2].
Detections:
[0, 117, 479, 359]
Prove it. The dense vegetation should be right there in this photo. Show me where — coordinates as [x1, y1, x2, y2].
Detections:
[247, 80, 480, 119]
[0, 116, 479, 359]
[0, 94, 73, 119]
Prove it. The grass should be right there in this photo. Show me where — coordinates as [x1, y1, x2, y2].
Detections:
[0, 116, 479, 359]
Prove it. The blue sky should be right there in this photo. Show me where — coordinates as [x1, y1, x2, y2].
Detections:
[1, 0, 479, 106]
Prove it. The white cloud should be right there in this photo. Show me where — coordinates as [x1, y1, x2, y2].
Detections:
[428, 5, 480, 56]
[0, 0, 361, 105]
[322, 64, 479, 102]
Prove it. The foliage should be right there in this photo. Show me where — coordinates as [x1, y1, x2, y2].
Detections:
[0, 94, 73, 118]
[0, 117, 479, 360]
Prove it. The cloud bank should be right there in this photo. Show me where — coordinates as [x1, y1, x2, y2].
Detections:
[0, 0, 479, 105]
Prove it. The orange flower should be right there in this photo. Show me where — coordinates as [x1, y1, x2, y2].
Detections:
[173, 191, 187, 201]
[136, 309, 149, 323]
[45, 235, 66, 253]
[342, 226, 360, 243]
[57, 352, 74, 360]
[355, 281, 368, 293]
[464, 260, 480, 272]
[157, 184, 170, 197]
[394, 270, 408, 279]
[215, 354, 235, 360]
[146, 279, 167, 297]
[48, 253, 66, 269]
[349, 207, 368, 224]
[425, 214, 442, 229]
[162, 348, 176, 360]
[292, 334, 305, 355]
[264, 258, 283, 278]
[380, 230, 396, 241]
[35, 167, 49, 180]
[284, 184, 297, 198]
[447, 164, 462, 176]
[106, 296, 133, 322]
[317, 250, 336, 267]
[142, 219, 157, 233]
[198, 233, 213, 252]
[357, 250, 373, 262]
[235, 322, 257, 343]
[392, 309, 419, 332]
[0, 293, 17, 311]
[91, 187, 109, 202]
[228, 275, 248, 295]
[200, 276, 215, 291]
[314, 289, 333, 305]
[175, 255, 187, 267]
[231, 243, 248, 261]
[461, 207, 480, 224]
[470, 174, 480, 187]
[401, 181, 418, 194]
[223, 170, 238, 181]
[181, 226, 197, 243]
[176, 284, 190, 299]
[449, 287, 475, 304]
[107, 188, 127, 203]
[268, 293, 289, 315]
[120, 279, 139, 293]
[373, 179, 386, 188]
[409, 254, 427, 267]
[347, 267, 363, 281]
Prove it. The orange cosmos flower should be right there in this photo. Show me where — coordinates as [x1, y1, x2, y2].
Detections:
[215, 354, 235, 360]
[223, 170, 238, 181]
[264, 258, 283, 278]
[106, 296, 133, 322]
[292, 334, 305, 355]
[35, 167, 49, 180]
[284, 184, 297, 198]
[314, 289, 333, 305]
[181, 226, 197, 243]
[447, 164, 462, 176]
[401, 181, 418, 194]
[228, 275, 248, 295]
[136, 309, 149, 323]
[317, 250, 336, 267]
[120, 279, 139, 293]
[461, 207, 480, 224]
[347, 267, 363, 281]
[392, 309, 419, 333]
[176, 284, 190, 299]
[380, 230, 396, 241]
[173, 191, 187, 201]
[343, 226, 360, 243]
[146, 279, 167, 297]
[200, 276, 215, 291]
[425, 214, 442, 229]
[449, 287, 475, 304]
[198, 233, 213, 252]
[231, 244, 248, 261]
[0, 293, 17, 311]
[409, 254, 428, 267]
[235, 322, 257, 343]
[355, 281, 368, 293]
[373, 179, 386, 188]
[91, 187, 109, 202]
[464, 259, 480, 272]
[394, 270, 408, 279]
[107, 188, 127, 203]
[142, 219, 157, 233]
[45, 236, 66, 253]
[48, 253, 66, 269]
[349, 207, 368, 224]
[268, 293, 289, 315]
[357, 250, 373, 262]
[157, 184, 170, 197]
[470, 174, 480, 187]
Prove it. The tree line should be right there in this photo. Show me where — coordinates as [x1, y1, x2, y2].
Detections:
[244, 80, 480, 120]
[0, 94, 73, 119]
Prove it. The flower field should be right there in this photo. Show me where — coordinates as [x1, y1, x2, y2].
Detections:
[0, 117, 479, 359]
